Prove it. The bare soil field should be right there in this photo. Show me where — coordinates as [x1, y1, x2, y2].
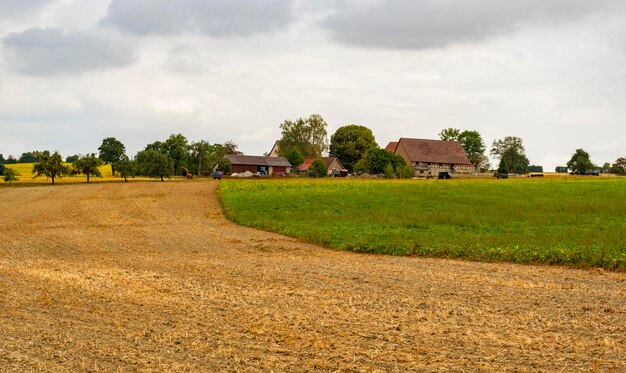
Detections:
[0, 181, 624, 372]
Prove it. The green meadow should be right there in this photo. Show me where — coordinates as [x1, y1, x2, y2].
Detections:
[219, 178, 626, 270]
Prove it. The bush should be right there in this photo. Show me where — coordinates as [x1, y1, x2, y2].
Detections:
[397, 164, 414, 179]
[309, 159, 327, 178]
[383, 163, 395, 179]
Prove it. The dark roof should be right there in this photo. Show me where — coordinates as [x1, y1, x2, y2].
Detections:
[298, 157, 343, 171]
[384, 141, 398, 152]
[224, 154, 292, 167]
[397, 138, 471, 165]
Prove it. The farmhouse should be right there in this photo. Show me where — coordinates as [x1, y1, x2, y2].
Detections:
[217, 154, 292, 176]
[298, 157, 348, 176]
[268, 141, 280, 157]
[388, 137, 473, 177]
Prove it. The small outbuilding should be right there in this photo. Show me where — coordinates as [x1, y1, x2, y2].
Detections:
[216, 155, 292, 176]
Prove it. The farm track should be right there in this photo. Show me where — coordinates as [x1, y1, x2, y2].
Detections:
[0, 181, 624, 372]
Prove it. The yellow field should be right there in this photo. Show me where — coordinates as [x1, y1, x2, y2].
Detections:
[1, 163, 171, 184]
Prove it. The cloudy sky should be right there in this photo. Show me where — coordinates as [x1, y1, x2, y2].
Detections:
[1, 0, 624, 170]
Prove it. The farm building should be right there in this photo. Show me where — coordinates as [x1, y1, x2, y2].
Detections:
[268, 141, 280, 157]
[216, 155, 292, 176]
[298, 157, 348, 176]
[387, 138, 473, 177]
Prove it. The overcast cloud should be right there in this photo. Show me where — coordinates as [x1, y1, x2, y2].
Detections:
[100, 0, 295, 37]
[0, 0, 624, 170]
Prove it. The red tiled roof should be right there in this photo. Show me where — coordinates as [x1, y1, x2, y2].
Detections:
[298, 157, 343, 171]
[384, 141, 398, 152]
[397, 138, 471, 165]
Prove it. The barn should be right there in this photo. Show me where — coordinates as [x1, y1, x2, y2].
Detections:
[388, 138, 473, 177]
[217, 155, 292, 176]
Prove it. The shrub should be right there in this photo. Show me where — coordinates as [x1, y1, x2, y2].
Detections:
[309, 159, 327, 178]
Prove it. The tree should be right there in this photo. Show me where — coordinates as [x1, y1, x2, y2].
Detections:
[278, 114, 328, 158]
[601, 162, 611, 173]
[3, 168, 20, 185]
[383, 163, 395, 179]
[567, 149, 595, 175]
[458, 130, 486, 165]
[528, 165, 543, 172]
[98, 137, 126, 175]
[555, 166, 568, 173]
[217, 157, 232, 174]
[396, 164, 414, 179]
[610, 157, 626, 175]
[32, 152, 70, 184]
[4, 155, 17, 164]
[361, 148, 408, 175]
[438, 128, 461, 141]
[0, 163, 4, 175]
[309, 158, 327, 178]
[189, 140, 212, 176]
[222, 140, 243, 155]
[115, 154, 135, 182]
[329, 125, 378, 172]
[163, 134, 189, 176]
[0, 154, 5, 164]
[19, 150, 49, 163]
[491, 136, 529, 174]
[72, 153, 104, 183]
[286, 148, 304, 168]
[65, 154, 80, 163]
[135, 149, 174, 181]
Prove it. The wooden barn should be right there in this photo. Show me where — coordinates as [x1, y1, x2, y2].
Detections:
[217, 155, 292, 176]
[387, 138, 473, 177]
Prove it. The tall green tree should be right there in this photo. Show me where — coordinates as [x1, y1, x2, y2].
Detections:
[610, 157, 626, 175]
[329, 124, 378, 172]
[189, 140, 212, 175]
[359, 148, 408, 175]
[3, 168, 20, 185]
[0, 163, 4, 175]
[438, 128, 461, 141]
[163, 134, 189, 176]
[72, 153, 104, 182]
[115, 154, 135, 182]
[98, 137, 126, 175]
[491, 136, 529, 174]
[32, 152, 70, 184]
[286, 148, 304, 168]
[222, 140, 243, 155]
[278, 114, 328, 158]
[309, 158, 327, 178]
[458, 130, 486, 165]
[65, 154, 80, 163]
[135, 149, 174, 181]
[567, 149, 595, 175]
[0, 154, 5, 164]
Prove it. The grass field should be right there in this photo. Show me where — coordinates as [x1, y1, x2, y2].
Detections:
[219, 178, 626, 270]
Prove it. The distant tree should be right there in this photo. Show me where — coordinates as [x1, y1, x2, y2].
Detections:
[286, 148, 304, 168]
[528, 165, 543, 172]
[4, 155, 17, 164]
[567, 149, 595, 175]
[222, 140, 243, 155]
[19, 151, 48, 163]
[144, 141, 164, 152]
[72, 153, 104, 182]
[65, 154, 80, 163]
[115, 154, 135, 182]
[458, 130, 486, 165]
[491, 136, 529, 174]
[98, 137, 126, 175]
[362, 148, 407, 175]
[0, 154, 5, 164]
[278, 114, 328, 158]
[189, 140, 212, 175]
[32, 152, 70, 184]
[163, 134, 189, 176]
[217, 157, 232, 174]
[309, 158, 327, 178]
[438, 128, 461, 141]
[609, 157, 626, 175]
[555, 166, 568, 173]
[601, 162, 612, 173]
[0, 163, 4, 175]
[135, 149, 174, 181]
[3, 168, 20, 185]
[329, 125, 378, 172]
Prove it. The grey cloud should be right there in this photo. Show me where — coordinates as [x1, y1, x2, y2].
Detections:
[0, 0, 52, 16]
[100, 0, 294, 37]
[323, 0, 623, 49]
[2, 27, 137, 75]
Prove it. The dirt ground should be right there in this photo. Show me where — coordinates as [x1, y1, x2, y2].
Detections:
[0, 181, 624, 372]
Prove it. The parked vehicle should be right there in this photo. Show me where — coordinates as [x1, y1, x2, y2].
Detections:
[438, 172, 451, 179]
[494, 172, 509, 179]
[212, 170, 224, 180]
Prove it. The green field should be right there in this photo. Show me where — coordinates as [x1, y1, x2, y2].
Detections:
[219, 178, 626, 270]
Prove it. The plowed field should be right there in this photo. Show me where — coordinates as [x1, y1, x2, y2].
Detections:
[1, 181, 624, 371]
